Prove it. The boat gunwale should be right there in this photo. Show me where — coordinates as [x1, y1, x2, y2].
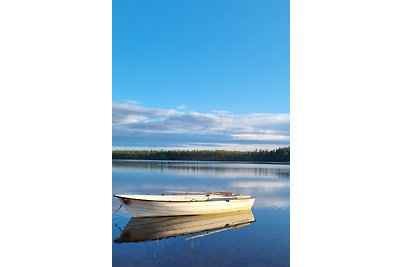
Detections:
[114, 194, 254, 203]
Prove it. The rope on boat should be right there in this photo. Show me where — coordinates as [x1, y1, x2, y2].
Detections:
[114, 204, 123, 213]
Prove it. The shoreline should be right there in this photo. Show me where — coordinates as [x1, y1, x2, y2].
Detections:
[112, 148, 290, 164]
[112, 158, 290, 164]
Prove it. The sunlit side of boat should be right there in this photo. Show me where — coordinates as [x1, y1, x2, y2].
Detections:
[114, 210, 255, 243]
[114, 192, 255, 217]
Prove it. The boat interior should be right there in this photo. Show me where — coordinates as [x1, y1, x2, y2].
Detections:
[115, 192, 253, 202]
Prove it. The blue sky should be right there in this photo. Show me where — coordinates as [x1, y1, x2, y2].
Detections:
[113, 0, 289, 150]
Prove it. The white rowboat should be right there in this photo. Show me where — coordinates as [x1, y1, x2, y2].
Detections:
[114, 191, 255, 217]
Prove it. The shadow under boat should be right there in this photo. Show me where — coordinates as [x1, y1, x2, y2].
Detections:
[114, 210, 256, 243]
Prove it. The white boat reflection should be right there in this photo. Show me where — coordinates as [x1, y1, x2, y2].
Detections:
[114, 210, 255, 243]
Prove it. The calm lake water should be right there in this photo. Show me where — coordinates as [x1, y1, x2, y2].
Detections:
[112, 160, 290, 267]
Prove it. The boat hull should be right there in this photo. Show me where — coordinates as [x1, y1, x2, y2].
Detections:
[115, 196, 255, 217]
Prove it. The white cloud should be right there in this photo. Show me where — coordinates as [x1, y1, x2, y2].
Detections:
[113, 101, 290, 149]
[231, 133, 290, 141]
[176, 104, 188, 110]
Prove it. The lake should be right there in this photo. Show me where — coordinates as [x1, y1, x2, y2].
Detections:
[112, 160, 290, 267]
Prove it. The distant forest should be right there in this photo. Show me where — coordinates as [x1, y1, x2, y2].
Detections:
[112, 147, 290, 163]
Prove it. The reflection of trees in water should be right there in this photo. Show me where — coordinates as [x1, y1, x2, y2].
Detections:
[112, 160, 290, 178]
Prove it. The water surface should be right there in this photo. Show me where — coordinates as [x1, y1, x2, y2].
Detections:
[112, 160, 290, 267]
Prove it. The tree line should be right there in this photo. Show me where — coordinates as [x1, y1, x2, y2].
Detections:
[112, 147, 290, 163]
